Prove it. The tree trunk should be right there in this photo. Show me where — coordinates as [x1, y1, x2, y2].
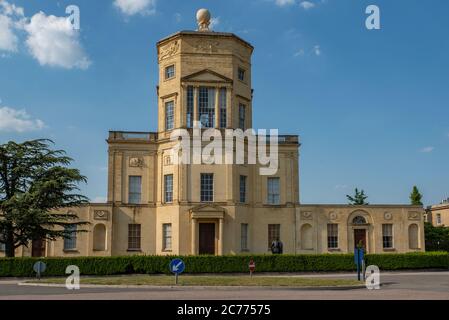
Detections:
[5, 230, 15, 258]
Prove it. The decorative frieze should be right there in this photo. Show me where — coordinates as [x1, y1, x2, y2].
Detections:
[94, 210, 109, 221]
[129, 157, 144, 167]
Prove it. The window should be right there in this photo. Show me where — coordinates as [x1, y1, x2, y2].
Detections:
[267, 177, 280, 204]
[327, 224, 339, 249]
[382, 224, 393, 249]
[241, 223, 248, 251]
[437, 214, 442, 225]
[352, 216, 367, 224]
[200, 173, 214, 202]
[164, 174, 173, 203]
[268, 224, 280, 249]
[165, 65, 175, 79]
[187, 86, 194, 128]
[199, 87, 215, 128]
[238, 68, 245, 81]
[239, 175, 247, 203]
[128, 224, 141, 250]
[128, 176, 142, 204]
[63, 225, 77, 251]
[165, 101, 174, 130]
[163, 223, 172, 251]
[219, 88, 227, 128]
[238, 104, 246, 130]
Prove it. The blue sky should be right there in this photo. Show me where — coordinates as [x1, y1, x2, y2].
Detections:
[0, 0, 448, 205]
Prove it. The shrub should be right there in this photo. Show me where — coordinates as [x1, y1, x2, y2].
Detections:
[0, 252, 447, 277]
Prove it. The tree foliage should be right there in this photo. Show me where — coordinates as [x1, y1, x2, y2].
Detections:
[346, 188, 369, 205]
[410, 186, 423, 206]
[424, 222, 449, 252]
[0, 139, 89, 257]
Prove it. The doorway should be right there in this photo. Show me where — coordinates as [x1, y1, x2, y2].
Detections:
[354, 229, 367, 250]
[199, 223, 215, 255]
[32, 238, 46, 257]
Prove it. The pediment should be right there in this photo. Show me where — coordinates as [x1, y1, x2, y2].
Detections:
[182, 69, 233, 84]
[189, 203, 226, 219]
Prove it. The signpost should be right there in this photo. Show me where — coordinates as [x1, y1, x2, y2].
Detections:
[354, 248, 364, 281]
[249, 259, 256, 278]
[169, 258, 185, 285]
[33, 261, 46, 280]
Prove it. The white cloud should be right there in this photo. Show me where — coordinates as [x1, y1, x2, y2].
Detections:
[300, 1, 316, 10]
[274, 0, 296, 6]
[174, 12, 182, 23]
[210, 17, 220, 30]
[313, 45, 321, 56]
[0, 106, 45, 132]
[114, 0, 156, 16]
[420, 146, 434, 153]
[93, 196, 107, 203]
[294, 49, 304, 57]
[0, 0, 25, 52]
[24, 12, 91, 69]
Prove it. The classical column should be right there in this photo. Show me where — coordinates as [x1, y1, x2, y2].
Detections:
[215, 86, 220, 128]
[218, 218, 224, 255]
[193, 86, 199, 126]
[191, 218, 198, 255]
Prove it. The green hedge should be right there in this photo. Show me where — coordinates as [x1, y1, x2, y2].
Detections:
[0, 252, 447, 277]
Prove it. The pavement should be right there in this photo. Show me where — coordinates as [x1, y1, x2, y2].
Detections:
[0, 271, 448, 300]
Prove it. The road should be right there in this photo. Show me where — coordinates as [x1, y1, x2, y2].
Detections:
[0, 271, 448, 300]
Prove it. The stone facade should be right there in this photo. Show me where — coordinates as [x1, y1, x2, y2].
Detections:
[426, 201, 449, 227]
[0, 28, 425, 258]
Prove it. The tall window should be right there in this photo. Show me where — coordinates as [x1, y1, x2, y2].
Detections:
[165, 65, 175, 79]
[268, 224, 280, 249]
[200, 173, 214, 202]
[128, 224, 141, 250]
[165, 101, 174, 130]
[240, 175, 247, 203]
[199, 87, 215, 128]
[437, 214, 442, 225]
[187, 86, 194, 128]
[238, 67, 245, 81]
[164, 174, 173, 203]
[163, 223, 172, 251]
[382, 224, 393, 249]
[219, 88, 227, 128]
[63, 225, 77, 250]
[327, 224, 338, 249]
[128, 176, 142, 204]
[267, 177, 280, 204]
[238, 103, 246, 130]
[241, 223, 249, 251]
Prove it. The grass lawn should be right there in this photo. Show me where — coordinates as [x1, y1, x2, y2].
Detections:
[28, 275, 362, 287]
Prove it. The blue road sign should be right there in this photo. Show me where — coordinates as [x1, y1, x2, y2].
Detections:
[169, 259, 185, 275]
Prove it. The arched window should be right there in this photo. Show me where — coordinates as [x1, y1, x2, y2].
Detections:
[352, 216, 367, 225]
[300, 224, 313, 250]
[408, 224, 419, 249]
[93, 224, 106, 251]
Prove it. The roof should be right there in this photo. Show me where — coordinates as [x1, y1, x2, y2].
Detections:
[157, 30, 254, 51]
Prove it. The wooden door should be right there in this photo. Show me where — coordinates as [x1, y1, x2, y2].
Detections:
[354, 229, 367, 250]
[32, 238, 46, 257]
[199, 223, 215, 255]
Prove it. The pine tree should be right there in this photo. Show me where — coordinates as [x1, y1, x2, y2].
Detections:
[346, 188, 369, 205]
[0, 139, 89, 257]
[410, 186, 423, 206]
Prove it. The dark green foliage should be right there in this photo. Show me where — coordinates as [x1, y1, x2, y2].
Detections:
[0, 139, 89, 257]
[410, 186, 423, 206]
[0, 252, 447, 277]
[346, 188, 369, 205]
[424, 222, 449, 251]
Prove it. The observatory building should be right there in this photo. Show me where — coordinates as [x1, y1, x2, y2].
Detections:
[1, 10, 425, 258]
